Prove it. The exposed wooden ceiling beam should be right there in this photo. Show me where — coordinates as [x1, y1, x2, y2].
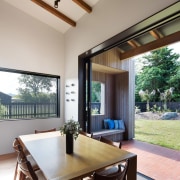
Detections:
[118, 48, 125, 54]
[72, 0, 92, 13]
[149, 30, 163, 40]
[127, 40, 141, 48]
[31, 0, 76, 27]
[120, 31, 180, 60]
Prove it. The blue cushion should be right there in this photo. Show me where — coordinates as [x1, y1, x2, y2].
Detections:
[118, 120, 125, 130]
[114, 120, 119, 129]
[107, 120, 115, 129]
[104, 119, 111, 129]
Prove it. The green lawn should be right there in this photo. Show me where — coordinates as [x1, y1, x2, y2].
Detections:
[135, 119, 180, 150]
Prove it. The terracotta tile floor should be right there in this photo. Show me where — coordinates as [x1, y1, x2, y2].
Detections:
[122, 139, 180, 180]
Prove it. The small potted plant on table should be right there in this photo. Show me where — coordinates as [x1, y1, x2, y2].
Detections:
[60, 119, 81, 154]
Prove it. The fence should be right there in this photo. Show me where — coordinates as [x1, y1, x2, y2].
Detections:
[135, 102, 180, 112]
[1, 102, 57, 119]
[91, 102, 101, 114]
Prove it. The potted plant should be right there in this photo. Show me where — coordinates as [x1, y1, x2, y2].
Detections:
[60, 119, 81, 154]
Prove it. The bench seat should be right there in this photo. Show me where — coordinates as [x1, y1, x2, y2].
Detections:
[92, 129, 125, 142]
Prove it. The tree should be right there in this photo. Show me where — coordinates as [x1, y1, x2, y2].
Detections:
[159, 87, 174, 111]
[17, 75, 54, 103]
[0, 99, 6, 117]
[91, 81, 101, 102]
[136, 47, 180, 101]
[168, 64, 180, 101]
[139, 89, 155, 111]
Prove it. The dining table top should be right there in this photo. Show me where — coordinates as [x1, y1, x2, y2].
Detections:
[19, 131, 137, 180]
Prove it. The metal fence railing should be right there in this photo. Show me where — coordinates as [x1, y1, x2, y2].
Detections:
[1, 102, 57, 119]
[135, 102, 180, 112]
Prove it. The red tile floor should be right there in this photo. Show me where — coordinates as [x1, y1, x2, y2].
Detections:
[122, 139, 180, 180]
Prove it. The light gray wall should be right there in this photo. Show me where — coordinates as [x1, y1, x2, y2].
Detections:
[0, 1, 65, 155]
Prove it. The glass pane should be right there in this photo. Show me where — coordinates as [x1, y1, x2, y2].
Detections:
[91, 81, 105, 115]
[0, 71, 59, 120]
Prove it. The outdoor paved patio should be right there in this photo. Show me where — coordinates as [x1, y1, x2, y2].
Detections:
[122, 139, 180, 180]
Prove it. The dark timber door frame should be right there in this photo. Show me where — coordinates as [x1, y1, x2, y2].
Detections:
[78, 2, 180, 135]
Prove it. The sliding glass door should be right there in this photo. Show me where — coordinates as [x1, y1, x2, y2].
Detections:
[85, 60, 92, 133]
[78, 58, 92, 133]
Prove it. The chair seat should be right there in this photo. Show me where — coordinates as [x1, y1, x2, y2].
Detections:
[97, 166, 119, 176]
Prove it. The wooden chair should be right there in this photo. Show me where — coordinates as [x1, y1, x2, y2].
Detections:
[13, 138, 39, 180]
[100, 136, 122, 149]
[93, 159, 129, 180]
[79, 131, 93, 138]
[17, 149, 46, 180]
[35, 128, 56, 134]
[95, 136, 122, 176]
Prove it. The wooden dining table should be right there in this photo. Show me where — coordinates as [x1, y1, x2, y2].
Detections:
[19, 131, 137, 180]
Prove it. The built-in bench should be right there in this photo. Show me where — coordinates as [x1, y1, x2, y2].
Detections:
[92, 129, 125, 142]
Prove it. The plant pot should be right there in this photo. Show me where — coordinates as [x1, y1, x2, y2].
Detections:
[66, 133, 73, 154]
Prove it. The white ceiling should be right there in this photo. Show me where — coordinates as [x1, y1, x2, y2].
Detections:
[3, 0, 100, 34]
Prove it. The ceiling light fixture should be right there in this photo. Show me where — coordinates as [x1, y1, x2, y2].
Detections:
[54, 0, 60, 8]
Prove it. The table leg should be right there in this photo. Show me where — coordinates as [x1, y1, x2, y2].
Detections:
[127, 155, 137, 180]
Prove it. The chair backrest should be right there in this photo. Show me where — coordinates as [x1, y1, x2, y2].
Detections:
[35, 128, 56, 134]
[100, 136, 121, 149]
[13, 137, 27, 153]
[79, 131, 92, 138]
[13, 138, 21, 153]
[94, 159, 129, 180]
[18, 151, 38, 180]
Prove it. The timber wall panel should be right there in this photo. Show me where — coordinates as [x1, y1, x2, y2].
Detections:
[91, 48, 135, 139]
[91, 47, 121, 69]
[91, 71, 115, 131]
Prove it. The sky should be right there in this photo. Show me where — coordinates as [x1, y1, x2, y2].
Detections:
[0, 72, 56, 96]
[168, 41, 180, 55]
[0, 72, 20, 95]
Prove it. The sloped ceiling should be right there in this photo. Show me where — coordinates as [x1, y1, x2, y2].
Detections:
[3, 0, 100, 33]
[3, 0, 180, 57]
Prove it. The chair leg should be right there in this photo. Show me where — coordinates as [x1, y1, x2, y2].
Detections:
[19, 171, 26, 180]
[14, 162, 18, 180]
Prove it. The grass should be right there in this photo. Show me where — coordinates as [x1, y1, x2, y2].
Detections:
[135, 119, 180, 150]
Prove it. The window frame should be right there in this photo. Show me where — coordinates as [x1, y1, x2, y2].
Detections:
[0, 67, 60, 120]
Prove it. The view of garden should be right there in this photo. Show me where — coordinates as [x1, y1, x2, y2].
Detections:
[135, 114, 180, 150]
[134, 43, 180, 150]
[0, 74, 58, 119]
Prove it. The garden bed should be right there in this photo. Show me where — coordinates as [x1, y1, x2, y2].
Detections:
[135, 111, 180, 120]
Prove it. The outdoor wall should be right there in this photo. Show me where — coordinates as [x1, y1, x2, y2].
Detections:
[64, 0, 177, 130]
[0, 1, 65, 155]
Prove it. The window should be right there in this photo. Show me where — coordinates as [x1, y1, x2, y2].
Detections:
[0, 68, 60, 120]
[91, 81, 105, 115]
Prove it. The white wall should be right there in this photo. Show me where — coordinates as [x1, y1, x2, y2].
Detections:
[0, 1, 65, 154]
[64, 0, 177, 122]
